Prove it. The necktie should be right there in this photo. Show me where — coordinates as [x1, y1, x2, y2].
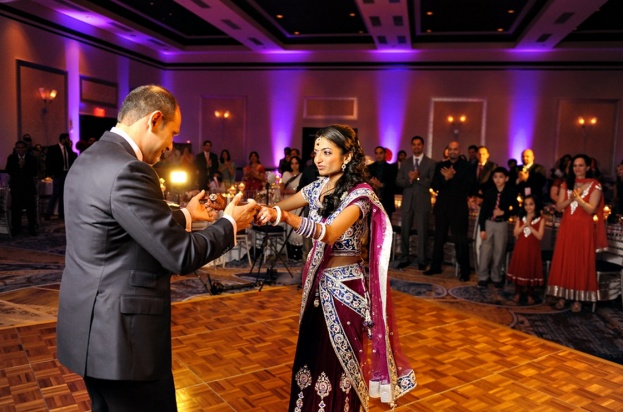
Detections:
[477, 164, 483, 179]
[414, 158, 419, 170]
[62, 146, 68, 170]
[491, 192, 501, 221]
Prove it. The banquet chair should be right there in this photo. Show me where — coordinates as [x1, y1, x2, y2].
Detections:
[229, 230, 252, 267]
[251, 224, 288, 262]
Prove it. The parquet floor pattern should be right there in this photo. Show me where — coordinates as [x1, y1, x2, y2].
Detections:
[1, 285, 623, 411]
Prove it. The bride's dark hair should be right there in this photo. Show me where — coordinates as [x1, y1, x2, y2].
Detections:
[316, 124, 369, 217]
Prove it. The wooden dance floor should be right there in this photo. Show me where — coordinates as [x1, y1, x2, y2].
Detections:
[1, 285, 623, 411]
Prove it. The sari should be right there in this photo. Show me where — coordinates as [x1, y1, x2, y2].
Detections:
[289, 179, 416, 411]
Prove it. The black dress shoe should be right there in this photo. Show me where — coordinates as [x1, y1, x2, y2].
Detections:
[493, 281, 504, 289]
[423, 268, 441, 276]
[477, 280, 488, 288]
[417, 263, 427, 270]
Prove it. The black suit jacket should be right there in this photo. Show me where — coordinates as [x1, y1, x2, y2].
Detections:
[45, 143, 76, 178]
[515, 163, 547, 199]
[195, 151, 219, 189]
[431, 157, 476, 214]
[56, 131, 234, 381]
[474, 160, 498, 197]
[6, 152, 38, 195]
[368, 161, 397, 215]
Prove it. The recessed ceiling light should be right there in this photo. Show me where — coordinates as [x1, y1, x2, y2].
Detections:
[426, 29, 432, 33]
[349, 13, 356, 17]
[497, 28, 504, 32]
[276, 14, 283, 19]
[508, 10, 515, 14]
[294, 31, 300, 35]
[426, 11, 433, 16]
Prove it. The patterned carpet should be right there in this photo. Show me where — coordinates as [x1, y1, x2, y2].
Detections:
[1, 218, 622, 365]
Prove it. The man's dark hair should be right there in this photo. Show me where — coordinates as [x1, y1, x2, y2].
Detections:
[411, 135, 424, 145]
[118, 85, 178, 126]
[492, 166, 509, 177]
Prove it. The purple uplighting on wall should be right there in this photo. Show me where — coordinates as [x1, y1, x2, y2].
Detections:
[375, 70, 410, 161]
[65, 39, 80, 149]
[267, 71, 301, 168]
[508, 71, 541, 161]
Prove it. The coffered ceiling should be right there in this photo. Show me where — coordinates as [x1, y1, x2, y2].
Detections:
[1, 0, 622, 66]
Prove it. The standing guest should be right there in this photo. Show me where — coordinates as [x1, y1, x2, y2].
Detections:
[281, 155, 303, 197]
[45, 132, 76, 220]
[242, 151, 266, 192]
[278, 147, 291, 174]
[394, 149, 408, 195]
[546, 154, 607, 313]
[55, 85, 259, 412]
[368, 146, 397, 217]
[512, 149, 547, 199]
[218, 149, 236, 189]
[305, 149, 316, 167]
[506, 195, 545, 304]
[395, 136, 436, 270]
[507, 158, 519, 178]
[5, 140, 39, 235]
[424, 141, 476, 281]
[195, 140, 219, 191]
[396, 149, 407, 170]
[280, 155, 304, 259]
[549, 154, 572, 204]
[179, 145, 196, 185]
[474, 145, 498, 199]
[296, 160, 320, 262]
[256, 124, 416, 411]
[467, 144, 479, 165]
[476, 167, 518, 288]
[22, 134, 34, 154]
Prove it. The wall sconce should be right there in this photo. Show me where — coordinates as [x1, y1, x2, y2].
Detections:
[214, 110, 230, 119]
[578, 116, 597, 153]
[39, 87, 57, 113]
[578, 116, 597, 127]
[447, 115, 466, 138]
[214, 110, 231, 139]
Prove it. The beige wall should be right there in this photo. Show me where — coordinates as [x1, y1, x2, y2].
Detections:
[1, 13, 622, 177]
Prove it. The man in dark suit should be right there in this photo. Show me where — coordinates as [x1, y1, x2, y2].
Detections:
[395, 136, 436, 270]
[424, 140, 476, 281]
[5, 140, 39, 235]
[512, 148, 547, 200]
[44, 132, 76, 219]
[368, 146, 397, 217]
[474, 145, 497, 198]
[195, 140, 219, 191]
[56, 85, 259, 412]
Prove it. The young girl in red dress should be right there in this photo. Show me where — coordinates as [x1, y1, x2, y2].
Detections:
[506, 195, 545, 304]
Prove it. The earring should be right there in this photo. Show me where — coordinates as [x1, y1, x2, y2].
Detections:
[342, 163, 346, 171]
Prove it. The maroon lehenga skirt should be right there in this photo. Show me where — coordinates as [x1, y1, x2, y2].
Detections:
[289, 263, 368, 412]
